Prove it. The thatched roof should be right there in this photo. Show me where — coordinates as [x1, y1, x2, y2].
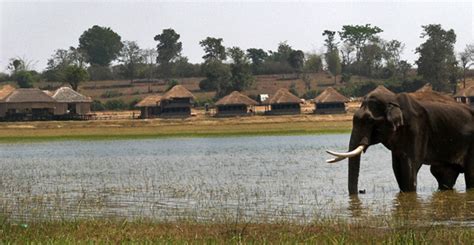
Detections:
[215, 91, 258, 106]
[52, 87, 92, 103]
[135, 95, 162, 107]
[2, 88, 56, 103]
[454, 86, 474, 98]
[370, 85, 395, 95]
[416, 83, 433, 93]
[314, 87, 349, 103]
[162, 85, 195, 100]
[0, 85, 16, 100]
[265, 88, 300, 105]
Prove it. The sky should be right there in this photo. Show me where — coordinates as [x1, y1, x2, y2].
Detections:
[0, 0, 473, 72]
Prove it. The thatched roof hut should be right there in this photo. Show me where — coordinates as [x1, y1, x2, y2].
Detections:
[51, 87, 92, 116]
[454, 86, 474, 106]
[264, 88, 301, 115]
[0, 88, 57, 119]
[314, 87, 349, 114]
[136, 95, 162, 108]
[52, 87, 92, 103]
[135, 95, 162, 118]
[154, 85, 195, 117]
[3, 88, 56, 103]
[215, 91, 257, 116]
[162, 85, 195, 100]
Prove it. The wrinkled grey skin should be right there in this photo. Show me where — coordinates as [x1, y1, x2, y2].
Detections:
[348, 87, 474, 195]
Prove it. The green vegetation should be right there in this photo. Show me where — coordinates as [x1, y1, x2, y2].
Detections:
[0, 118, 352, 143]
[1, 219, 472, 243]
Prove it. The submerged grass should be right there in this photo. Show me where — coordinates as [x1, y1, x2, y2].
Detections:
[0, 118, 352, 143]
[1, 218, 473, 243]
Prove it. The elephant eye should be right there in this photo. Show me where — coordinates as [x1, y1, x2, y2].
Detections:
[368, 100, 385, 115]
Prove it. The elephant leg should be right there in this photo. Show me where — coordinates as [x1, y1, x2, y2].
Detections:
[392, 153, 420, 192]
[430, 163, 459, 190]
[465, 147, 474, 189]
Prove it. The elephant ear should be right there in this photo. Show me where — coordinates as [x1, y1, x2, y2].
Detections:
[387, 93, 420, 131]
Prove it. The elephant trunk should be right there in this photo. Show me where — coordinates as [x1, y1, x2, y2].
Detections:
[348, 130, 367, 195]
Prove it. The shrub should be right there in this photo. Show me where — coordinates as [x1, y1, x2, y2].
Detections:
[104, 99, 128, 111]
[91, 100, 105, 111]
[302, 90, 318, 100]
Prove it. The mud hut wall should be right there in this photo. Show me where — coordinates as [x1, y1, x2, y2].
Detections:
[54, 103, 68, 115]
[4, 102, 57, 115]
[76, 102, 91, 114]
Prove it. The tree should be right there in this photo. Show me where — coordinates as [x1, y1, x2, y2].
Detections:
[7, 56, 37, 74]
[246, 48, 268, 74]
[288, 50, 305, 73]
[304, 53, 323, 73]
[381, 40, 405, 78]
[119, 41, 144, 81]
[415, 24, 457, 92]
[338, 24, 383, 62]
[459, 44, 474, 88]
[64, 65, 89, 90]
[44, 47, 86, 82]
[154, 28, 182, 77]
[15, 70, 34, 88]
[199, 60, 231, 94]
[78, 25, 123, 66]
[323, 30, 342, 83]
[326, 51, 342, 83]
[200, 37, 226, 61]
[228, 47, 254, 92]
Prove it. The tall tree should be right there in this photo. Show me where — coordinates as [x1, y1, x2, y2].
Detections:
[416, 24, 457, 92]
[154, 28, 182, 77]
[246, 48, 268, 74]
[288, 50, 305, 73]
[228, 47, 254, 92]
[200, 37, 226, 61]
[78, 25, 123, 66]
[338, 24, 383, 62]
[459, 44, 474, 88]
[119, 41, 144, 81]
[304, 53, 323, 73]
[44, 47, 86, 81]
[323, 30, 342, 83]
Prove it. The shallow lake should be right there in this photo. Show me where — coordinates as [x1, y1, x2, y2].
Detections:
[1, 134, 473, 225]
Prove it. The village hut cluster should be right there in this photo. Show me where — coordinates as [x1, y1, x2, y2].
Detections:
[136, 85, 351, 118]
[0, 85, 92, 121]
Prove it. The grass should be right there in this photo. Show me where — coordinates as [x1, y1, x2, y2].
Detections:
[0, 115, 352, 143]
[1, 219, 473, 243]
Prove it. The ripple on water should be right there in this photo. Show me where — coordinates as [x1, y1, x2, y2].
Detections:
[0, 134, 473, 225]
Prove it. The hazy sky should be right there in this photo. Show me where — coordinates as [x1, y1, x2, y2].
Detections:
[0, 1, 473, 72]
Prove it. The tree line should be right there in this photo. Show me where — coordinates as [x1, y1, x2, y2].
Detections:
[1, 24, 473, 97]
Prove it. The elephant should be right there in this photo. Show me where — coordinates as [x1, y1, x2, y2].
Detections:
[326, 86, 474, 195]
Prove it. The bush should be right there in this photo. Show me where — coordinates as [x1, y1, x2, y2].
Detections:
[199, 78, 217, 91]
[14, 70, 35, 88]
[91, 100, 105, 111]
[104, 99, 128, 111]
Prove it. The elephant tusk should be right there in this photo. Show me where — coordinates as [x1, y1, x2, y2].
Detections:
[326, 145, 365, 158]
[326, 156, 346, 163]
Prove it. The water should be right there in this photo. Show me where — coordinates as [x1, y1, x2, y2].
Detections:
[0, 134, 473, 224]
